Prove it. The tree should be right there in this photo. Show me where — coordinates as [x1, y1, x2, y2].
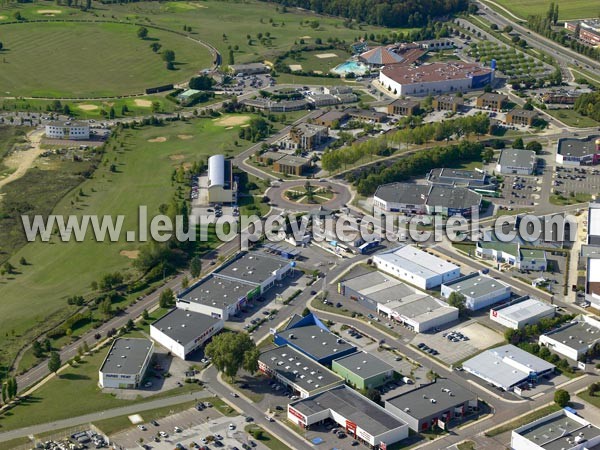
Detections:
[13, 11, 24, 21]
[142, 309, 150, 321]
[43, 338, 52, 352]
[3, 262, 15, 275]
[99, 298, 112, 318]
[159, 288, 174, 308]
[302, 307, 311, 317]
[162, 49, 176, 63]
[243, 347, 260, 374]
[32, 341, 44, 358]
[365, 388, 381, 404]
[190, 256, 202, 278]
[181, 276, 189, 289]
[48, 351, 61, 375]
[1, 383, 6, 404]
[150, 42, 162, 53]
[126, 318, 135, 331]
[19, 257, 27, 265]
[503, 25, 513, 33]
[109, 107, 115, 119]
[137, 27, 149, 39]
[447, 292, 467, 315]
[512, 137, 524, 149]
[228, 49, 235, 65]
[526, 141, 543, 154]
[588, 382, 600, 397]
[189, 75, 215, 91]
[205, 332, 257, 380]
[554, 389, 570, 407]
[82, 341, 90, 353]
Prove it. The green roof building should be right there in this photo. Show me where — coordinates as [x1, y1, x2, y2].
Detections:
[332, 351, 395, 390]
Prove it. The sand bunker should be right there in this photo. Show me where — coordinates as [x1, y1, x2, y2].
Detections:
[178, 134, 193, 140]
[169, 154, 185, 161]
[315, 53, 338, 59]
[134, 99, 153, 107]
[289, 64, 303, 71]
[147, 137, 167, 143]
[78, 104, 99, 111]
[313, 70, 323, 74]
[225, 126, 233, 130]
[37, 9, 62, 14]
[0, 15, 7, 20]
[300, 36, 312, 39]
[120, 250, 140, 259]
[215, 115, 250, 127]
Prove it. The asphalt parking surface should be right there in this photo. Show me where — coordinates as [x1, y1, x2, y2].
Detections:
[498, 174, 541, 208]
[553, 166, 600, 197]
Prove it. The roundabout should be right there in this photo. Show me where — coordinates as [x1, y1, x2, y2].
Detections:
[0, 21, 216, 98]
[268, 180, 352, 212]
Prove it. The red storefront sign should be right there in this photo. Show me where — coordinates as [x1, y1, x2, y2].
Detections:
[288, 406, 306, 425]
[346, 420, 357, 437]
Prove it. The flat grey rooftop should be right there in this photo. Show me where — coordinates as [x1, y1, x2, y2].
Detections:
[543, 321, 600, 348]
[276, 324, 355, 361]
[557, 135, 600, 158]
[343, 271, 414, 303]
[178, 275, 255, 308]
[515, 411, 600, 450]
[100, 338, 153, 376]
[386, 378, 475, 420]
[495, 298, 555, 321]
[259, 345, 343, 392]
[374, 183, 430, 205]
[428, 168, 486, 183]
[333, 351, 394, 379]
[216, 252, 289, 285]
[498, 149, 536, 169]
[376, 245, 459, 278]
[290, 385, 407, 435]
[426, 185, 482, 210]
[442, 273, 510, 299]
[384, 294, 458, 322]
[151, 308, 222, 344]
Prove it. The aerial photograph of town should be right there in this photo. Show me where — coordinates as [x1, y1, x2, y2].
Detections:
[0, 0, 599, 449]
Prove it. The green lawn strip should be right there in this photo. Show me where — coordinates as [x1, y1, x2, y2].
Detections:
[484, 404, 561, 437]
[275, 73, 353, 86]
[544, 109, 599, 128]
[92, 401, 197, 435]
[238, 194, 270, 217]
[208, 396, 238, 417]
[457, 441, 476, 450]
[0, 436, 30, 450]
[489, 0, 597, 20]
[245, 425, 288, 450]
[550, 193, 592, 206]
[281, 49, 351, 74]
[578, 391, 600, 409]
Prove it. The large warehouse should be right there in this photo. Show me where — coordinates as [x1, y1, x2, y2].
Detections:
[495, 149, 537, 175]
[538, 316, 600, 361]
[332, 351, 395, 390]
[385, 378, 478, 432]
[258, 345, 344, 398]
[150, 308, 223, 360]
[441, 272, 512, 311]
[556, 136, 600, 166]
[99, 338, 154, 389]
[274, 313, 357, 366]
[207, 154, 237, 204]
[373, 245, 460, 290]
[288, 385, 409, 448]
[379, 62, 493, 96]
[490, 296, 555, 330]
[462, 344, 555, 391]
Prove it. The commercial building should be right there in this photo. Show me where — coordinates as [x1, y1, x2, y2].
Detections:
[426, 168, 493, 189]
[565, 19, 600, 46]
[495, 149, 537, 175]
[373, 245, 460, 290]
[258, 345, 344, 398]
[273, 155, 311, 176]
[285, 123, 328, 150]
[476, 93, 507, 110]
[462, 344, 555, 391]
[207, 154, 237, 204]
[520, 248, 548, 271]
[241, 98, 310, 112]
[274, 313, 357, 366]
[45, 121, 90, 140]
[588, 203, 600, 246]
[385, 378, 478, 432]
[379, 62, 493, 97]
[475, 242, 547, 271]
[308, 94, 340, 107]
[539, 316, 600, 361]
[540, 88, 588, 105]
[441, 272, 511, 311]
[373, 183, 482, 217]
[99, 338, 154, 389]
[432, 94, 464, 112]
[506, 109, 538, 127]
[511, 408, 600, 450]
[490, 296, 555, 330]
[229, 63, 269, 76]
[288, 385, 409, 448]
[331, 351, 395, 390]
[556, 136, 600, 166]
[417, 38, 455, 50]
[314, 110, 349, 128]
[387, 99, 420, 116]
[347, 108, 388, 123]
[323, 86, 354, 96]
[150, 309, 223, 360]
[360, 46, 406, 66]
[586, 257, 600, 308]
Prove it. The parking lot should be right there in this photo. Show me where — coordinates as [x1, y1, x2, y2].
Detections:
[553, 165, 600, 198]
[498, 174, 541, 207]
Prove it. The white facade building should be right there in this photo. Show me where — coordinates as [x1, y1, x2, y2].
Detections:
[441, 272, 511, 311]
[490, 297, 555, 330]
[373, 245, 460, 290]
[538, 316, 600, 361]
[45, 121, 90, 140]
[99, 338, 153, 389]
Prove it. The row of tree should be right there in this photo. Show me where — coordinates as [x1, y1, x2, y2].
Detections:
[574, 91, 600, 122]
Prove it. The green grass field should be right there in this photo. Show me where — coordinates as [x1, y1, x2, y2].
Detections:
[545, 108, 600, 127]
[282, 49, 351, 74]
[0, 21, 213, 98]
[0, 115, 256, 373]
[489, 0, 596, 20]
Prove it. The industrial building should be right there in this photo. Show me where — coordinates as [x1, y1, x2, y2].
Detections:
[274, 313, 357, 366]
[441, 272, 511, 311]
[149, 308, 223, 360]
[538, 316, 600, 361]
[475, 242, 547, 271]
[258, 345, 344, 398]
[288, 385, 409, 448]
[373, 183, 482, 217]
[99, 338, 154, 389]
[426, 168, 493, 189]
[490, 296, 555, 330]
[587, 257, 600, 308]
[432, 94, 464, 112]
[379, 62, 493, 96]
[495, 149, 537, 175]
[588, 203, 600, 246]
[385, 378, 478, 432]
[462, 344, 555, 391]
[511, 408, 600, 450]
[45, 121, 90, 140]
[556, 136, 600, 166]
[331, 351, 395, 390]
[373, 245, 460, 290]
[207, 154, 237, 204]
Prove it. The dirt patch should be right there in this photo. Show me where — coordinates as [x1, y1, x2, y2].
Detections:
[289, 64, 303, 72]
[177, 134, 193, 140]
[169, 154, 185, 161]
[182, 162, 192, 170]
[37, 9, 62, 14]
[148, 137, 167, 143]
[134, 99, 153, 107]
[315, 53, 338, 59]
[225, 126, 233, 130]
[215, 115, 251, 127]
[0, 130, 45, 190]
[120, 250, 140, 259]
[78, 104, 99, 111]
